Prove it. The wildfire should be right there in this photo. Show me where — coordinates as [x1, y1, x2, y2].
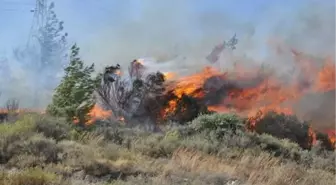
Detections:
[73, 104, 112, 125]
[315, 58, 335, 92]
[160, 49, 335, 148]
[69, 45, 336, 149]
[86, 104, 112, 125]
[166, 67, 222, 98]
[163, 72, 177, 80]
[325, 130, 336, 147]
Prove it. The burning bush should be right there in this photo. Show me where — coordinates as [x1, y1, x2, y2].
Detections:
[43, 37, 335, 153]
[92, 45, 335, 151]
[253, 112, 315, 150]
[96, 59, 211, 128]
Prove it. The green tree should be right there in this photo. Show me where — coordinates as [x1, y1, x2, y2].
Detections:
[46, 44, 101, 126]
[13, 2, 68, 107]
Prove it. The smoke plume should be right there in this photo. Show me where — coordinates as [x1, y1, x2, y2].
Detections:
[0, 0, 334, 124]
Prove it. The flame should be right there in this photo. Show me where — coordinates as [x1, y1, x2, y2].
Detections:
[86, 104, 112, 125]
[163, 72, 177, 80]
[161, 49, 335, 148]
[161, 67, 222, 119]
[115, 69, 121, 76]
[167, 67, 222, 98]
[325, 130, 335, 148]
[315, 58, 335, 92]
[72, 105, 112, 125]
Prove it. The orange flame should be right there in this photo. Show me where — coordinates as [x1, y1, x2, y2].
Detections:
[163, 72, 177, 80]
[72, 105, 112, 125]
[161, 49, 335, 148]
[86, 104, 112, 125]
[325, 130, 336, 148]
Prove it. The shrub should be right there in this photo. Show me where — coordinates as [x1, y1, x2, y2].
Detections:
[191, 113, 244, 133]
[2, 134, 61, 166]
[190, 113, 245, 141]
[0, 167, 65, 185]
[254, 112, 314, 149]
[35, 116, 71, 141]
[0, 115, 37, 163]
[0, 115, 36, 136]
[46, 44, 101, 125]
[254, 134, 301, 158]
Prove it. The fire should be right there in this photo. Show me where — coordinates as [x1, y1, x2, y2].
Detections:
[86, 104, 112, 125]
[163, 72, 176, 80]
[160, 49, 335, 148]
[325, 130, 336, 148]
[167, 67, 222, 98]
[315, 58, 335, 92]
[161, 100, 177, 118]
[161, 67, 222, 118]
[72, 104, 112, 125]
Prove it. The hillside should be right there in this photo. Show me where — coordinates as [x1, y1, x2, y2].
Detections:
[0, 113, 334, 185]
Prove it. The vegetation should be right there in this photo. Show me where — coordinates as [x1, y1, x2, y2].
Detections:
[12, 2, 68, 107]
[0, 112, 334, 185]
[46, 44, 101, 125]
[0, 5, 334, 184]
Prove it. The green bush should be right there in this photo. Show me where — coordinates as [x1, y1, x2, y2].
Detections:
[0, 167, 65, 185]
[35, 116, 71, 141]
[46, 44, 101, 125]
[1, 134, 61, 166]
[254, 111, 313, 149]
[191, 113, 244, 132]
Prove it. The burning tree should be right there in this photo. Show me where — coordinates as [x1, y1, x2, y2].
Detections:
[96, 60, 168, 126]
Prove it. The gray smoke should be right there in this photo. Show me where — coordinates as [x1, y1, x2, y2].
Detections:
[0, 0, 334, 120]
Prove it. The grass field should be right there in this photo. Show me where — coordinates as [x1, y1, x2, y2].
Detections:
[0, 113, 334, 185]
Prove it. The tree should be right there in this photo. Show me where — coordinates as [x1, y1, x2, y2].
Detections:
[46, 44, 100, 126]
[13, 1, 68, 107]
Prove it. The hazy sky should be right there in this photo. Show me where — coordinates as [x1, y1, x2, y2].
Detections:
[0, 0, 334, 108]
[0, 0, 334, 65]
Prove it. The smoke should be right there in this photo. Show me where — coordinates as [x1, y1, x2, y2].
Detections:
[78, 0, 256, 74]
[0, 0, 334, 118]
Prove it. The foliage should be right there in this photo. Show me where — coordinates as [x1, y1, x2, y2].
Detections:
[254, 111, 315, 149]
[12, 2, 68, 107]
[0, 113, 334, 185]
[191, 113, 245, 135]
[46, 44, 101, 125]
[0, 167, 63, 185]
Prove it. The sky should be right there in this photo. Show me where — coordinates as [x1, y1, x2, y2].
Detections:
[0, 0, 335, 67]
[0, 0, 303, 57]
[0, 0, 334, 107]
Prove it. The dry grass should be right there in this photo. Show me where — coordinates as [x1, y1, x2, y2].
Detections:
[0, 114, 334, 185]
[0, 168, 68, 185]
[168, 147, 335, 185]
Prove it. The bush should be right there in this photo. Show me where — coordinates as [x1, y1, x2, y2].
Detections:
[0, 167, 65, 185]
[190, 113, 245, 141]
[0, 115, 37, 163]
[35, 116, 71, 141]
[0, 115, 36, 136]
[46, 44, 101, 125]
[191, 113, 244, 133]
[254, 112, 314, 149]
[2, 134, 61, 167]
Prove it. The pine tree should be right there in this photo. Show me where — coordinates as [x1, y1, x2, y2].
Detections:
[13, 1, 68, 107]
[46, 44, 100, 125]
